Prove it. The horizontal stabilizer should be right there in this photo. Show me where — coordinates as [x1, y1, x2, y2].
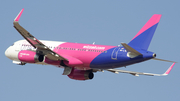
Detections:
[121, 43, 142, 58]
[107, 63, 175, 76]
[153, 58, 177, 63]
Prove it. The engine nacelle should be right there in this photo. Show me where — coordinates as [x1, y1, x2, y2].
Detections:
[68, 68, 94, 80]
[18, 50, 44, 63]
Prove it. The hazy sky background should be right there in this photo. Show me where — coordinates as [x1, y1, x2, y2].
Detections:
[0, 0, 179, 101]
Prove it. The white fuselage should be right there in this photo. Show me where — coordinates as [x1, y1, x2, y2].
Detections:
[5, 40, 65, 65]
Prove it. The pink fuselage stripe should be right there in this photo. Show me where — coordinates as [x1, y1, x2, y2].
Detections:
[131, 14, 162, 40]
[53, 42, 115, 70]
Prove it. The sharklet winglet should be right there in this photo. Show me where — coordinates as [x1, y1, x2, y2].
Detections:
[14, 8, 24, 22]
[163, 62, 175, 75]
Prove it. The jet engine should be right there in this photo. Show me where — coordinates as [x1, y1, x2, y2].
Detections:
[18, 50, 44, 63]
[68, 68, 94, 80]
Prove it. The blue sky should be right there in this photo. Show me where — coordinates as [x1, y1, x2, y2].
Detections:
[1, 0, 180, 101]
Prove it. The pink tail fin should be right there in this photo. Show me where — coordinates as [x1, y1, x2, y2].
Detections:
[128, 14, 162, 50]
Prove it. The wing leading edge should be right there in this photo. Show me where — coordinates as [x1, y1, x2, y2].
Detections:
[13, 9, 68, 61]
[107, 63, 175, 76]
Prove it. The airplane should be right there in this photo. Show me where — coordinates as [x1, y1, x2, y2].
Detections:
[5, 8, 176, 80]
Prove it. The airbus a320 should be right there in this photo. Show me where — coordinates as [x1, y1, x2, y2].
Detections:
[5, 9, 176, 80]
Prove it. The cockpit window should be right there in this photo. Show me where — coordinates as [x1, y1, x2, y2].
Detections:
[11, 43, 14, 46]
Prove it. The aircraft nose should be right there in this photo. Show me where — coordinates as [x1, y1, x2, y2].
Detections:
[5, 47, 11, 58]
[5, 46, 19, 61]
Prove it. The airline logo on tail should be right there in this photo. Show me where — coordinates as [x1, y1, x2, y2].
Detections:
[128, 14, 161, 50]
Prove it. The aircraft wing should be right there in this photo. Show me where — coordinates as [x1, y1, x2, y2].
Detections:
[106, 63, 175, 76]
[13, 8, 68, 61]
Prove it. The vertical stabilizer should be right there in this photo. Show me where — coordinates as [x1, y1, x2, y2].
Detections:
[128, 14, 162, 50]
